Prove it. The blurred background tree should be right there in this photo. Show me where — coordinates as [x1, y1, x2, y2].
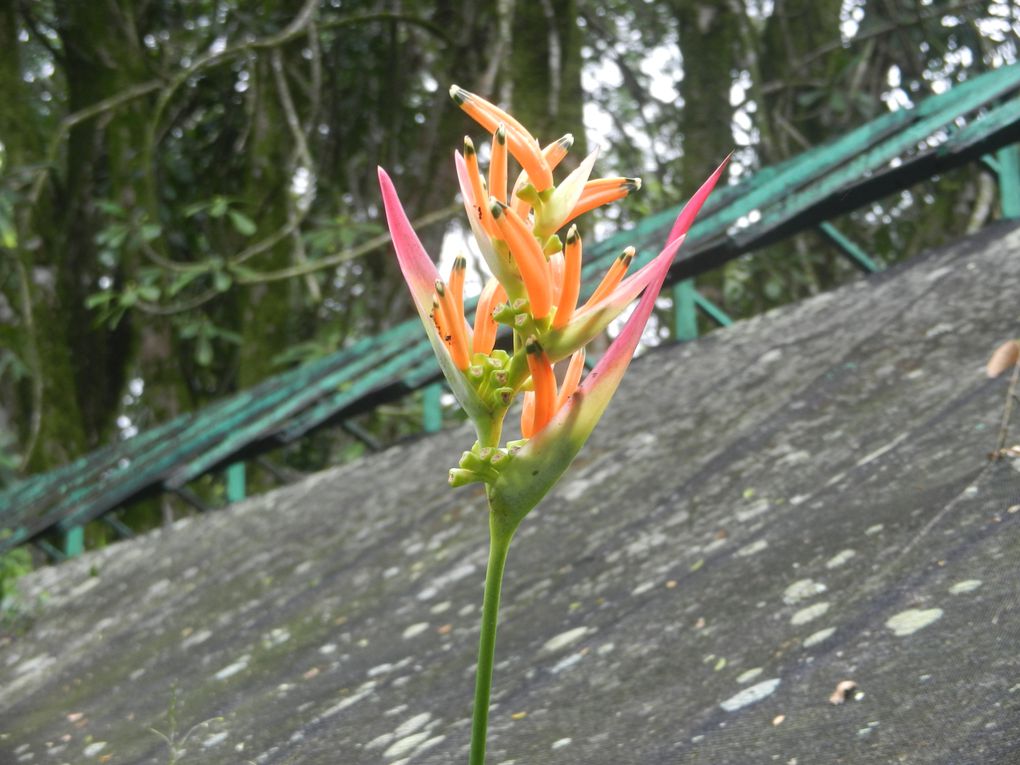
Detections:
[0, 0, 1017, 503]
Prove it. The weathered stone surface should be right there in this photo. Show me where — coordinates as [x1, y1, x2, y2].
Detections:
[2, 222, 1020, 765]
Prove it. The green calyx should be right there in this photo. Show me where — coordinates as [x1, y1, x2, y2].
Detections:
[449, 440, 518, 487]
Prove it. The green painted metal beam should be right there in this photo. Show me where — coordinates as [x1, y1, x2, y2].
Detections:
[818, 222, 882, 274]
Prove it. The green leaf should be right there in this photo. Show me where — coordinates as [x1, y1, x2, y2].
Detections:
[85, 292, 115, 309]
[196, 335, 213, 366]
[140, 223, 162, 242]
[213, 270, 232, 292]
[210, 197, 229, 218]
[227, 210, 257, 236]
[168, 268, 206, 297]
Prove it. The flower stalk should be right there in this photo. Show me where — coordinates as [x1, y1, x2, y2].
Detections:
[379, 86, 728, 763]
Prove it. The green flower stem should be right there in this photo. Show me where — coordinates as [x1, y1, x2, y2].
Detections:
[469, 513, 516, 765]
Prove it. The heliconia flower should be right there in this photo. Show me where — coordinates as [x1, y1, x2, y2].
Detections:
[381, 87, 727, 470]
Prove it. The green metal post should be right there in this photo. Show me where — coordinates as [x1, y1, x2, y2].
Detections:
[998, 144, 1020, 220]
[226, 462, 246, 503]
[672, 280, 698, 341]
[423, 383, 443, 433]
[62, 525, 84, 558]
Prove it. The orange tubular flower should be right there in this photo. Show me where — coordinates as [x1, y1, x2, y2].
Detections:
[582, 247, 634, 310]
[525, 340, 557, 435]
[451, 85, 553, 191]
[512, 134, 574, 218]
[464, 138, 496, 237]
[434, 279, 471, 370]
[566, 178, 641, 224]
[449, 255, 467, 326]
[556, 349, 586, 410]
[520, 391, 536, 439]
[490, 201, 552, 320]
[473, 277, 507, 356]
[553, 225, 582, 330]
[489, 125, 508, 204]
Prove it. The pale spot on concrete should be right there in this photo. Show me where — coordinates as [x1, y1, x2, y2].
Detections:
[550, 653, 584, 674]
[825, 549, 856, 569]
[320, 681, 376, 719]
[736, 499, 770, 522]
[365, 732, 393, 750]
[394, 712, 431, 737]
[783, 579, 827, 605]
[736, 539, 768, 557]
[413, 736, 445, 757]
[791, 602, 830, 625]
[542, 627, 589, 653]
[202, 731, 228, 748]
[720, 678, 781, 711]
[886, 608, 943, 637]
[383, 731, 430, 759]
[430, 601, 451, 614]
[551, 738, 573, 749]
[803, 627, 836, 647]
[949, 580, 982, 595]
[83, 742, 107, 757]
[263, 627, 291, 648]
[856, 433, 908, 467]
[631, 580, 656, 596]
[319, 643, 337, 654]
[865, 524, 884, 536]
[181, 629, 212, 650]
[214, 655, 250, 680]
[402, 622, 429, 639]
[736, 667, 763, 684]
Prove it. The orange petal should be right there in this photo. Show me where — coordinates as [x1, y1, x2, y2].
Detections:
[489, 125, 508, 204]
[556, 349, 586, 410]
[448, 255, 467, 323]
[566, 178, 640, 224]
[450, 86, 553, 191]
[526, 340, 557, 435]
[473, 276, 507, 355]
[464, 138, 496, 236]
[549, 251, 565, 308]
[581, 247, 634, 310]
[435, 280, 470, 370]
[553, 225, 582, 329]
[520, 391, 536, 439]
[512, 134, 574, 217]
[490, 201, 552, 320]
